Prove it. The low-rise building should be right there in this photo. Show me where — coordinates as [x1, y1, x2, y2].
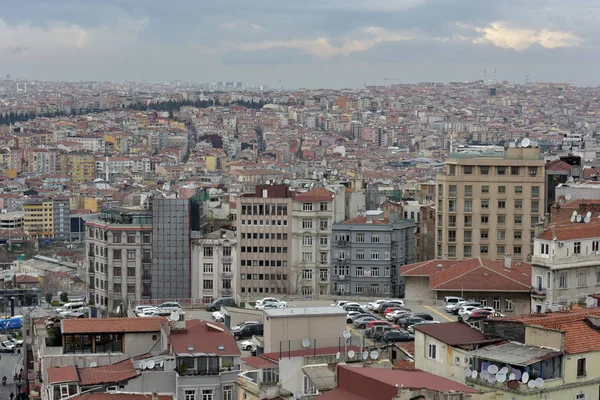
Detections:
[191, 229, 237, 300]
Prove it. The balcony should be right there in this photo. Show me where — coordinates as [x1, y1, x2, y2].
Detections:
[531, 252, 600, 268]
[238, 370, 284, 399]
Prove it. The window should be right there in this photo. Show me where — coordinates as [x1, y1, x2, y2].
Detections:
[464, 200, 472, 212]
[320, 252, 328, 263]
[449, 164, 455, 175]
[302, 219, 313, 229]
[127, 250, 135, 260]
[113, 233, 121, 243]
[576, 394, 586, 400]
[497, 215, 505, 224]
[320, 237, 328, 246]
[302, 252, 313, 262]
[577, 358, 587, 377]
[204, 247, 214, 257]
[448, 231, 456, 242]
[371, 234, 380, 243]
[223, 246, 232, 256]
[480, 166, 489, 175]
[428, 344, 437, 359]
[481, 200, 489, 209]
[448, 245, 456, 258]
[511, 166, 520, 175]
[481, 185, 489, 194]
[127, 267, 135, 277]
[449, 185, 457, 197]
[529, 167, 537, 177]
[481, 216, 489, 224]
[302, 203, 313, 211]
[515, 186, 523, 194]
[320, 269, 328, 280]
[201, 390, 213, 400]
[319, 220, 328, 230]
[113, 283, 121, 293]
[559, 272, 568, 288]
[448, 215, 456, 227]
[185, 390, 196, 400]
[480, 298, 487, 307]
[223, 386, 233, 400]
[498, 186, 506, 194]
[532, 186, 540, 198]
[203, 280, 213, 290]
[142, 233, 151, 244]
[464, 246, 472, 257]
[356, 267, 364, 277]
[114, 267, 121, 277]
[578, 272, 587, 287]
[302, 269, 313, 280]
[142, 249, 151, 263]
[127, 284, 135, 294]
[384, 267, 391, 277]
[514, 200, 522, 209]
[514, 216, 522, 225]
[514, 246, 522, 255]
[371, 267, 380, 277]
[493, 297, 500, 310]
[481, 246, 488, 254]
[464, 185, 472, 197]
[505, 298, 513, 311]
[127, 232, 136, 243]
[356, 233, 364, 243]
[356, 250, 365, 260]
[320, 202, 328, 211]
[497, 166, 506, 175]
[113, 249, 122, 260]
[497, 246, 505, 255]
[438, 184, 443, 197]
[464, 216, 472, 227]
[574, 242, 581, 254]
[203, 263, 213, 273]
[514, 231, 522, 240]
[464, 166, 473, 175]
[303, 235, 313, 246]
[371, 251, 380, 260]
[448, 200, 456, 212]
[497, 231, 505, 240]
[480, 231, 489, 239]
[531, 201, 539, 213]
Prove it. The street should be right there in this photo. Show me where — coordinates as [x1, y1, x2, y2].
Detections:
[0, 352, 22, 400]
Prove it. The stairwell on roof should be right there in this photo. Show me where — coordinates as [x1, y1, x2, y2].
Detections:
[504, 255, 511, 269]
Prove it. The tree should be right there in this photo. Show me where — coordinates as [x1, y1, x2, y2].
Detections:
[60, 292, 69, 302]
[45, 293, 53, 308]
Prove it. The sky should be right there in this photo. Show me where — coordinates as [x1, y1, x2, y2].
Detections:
[1, 0, 599, 88]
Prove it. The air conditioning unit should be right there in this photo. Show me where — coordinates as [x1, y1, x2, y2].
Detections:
[558, 241, 565, 247]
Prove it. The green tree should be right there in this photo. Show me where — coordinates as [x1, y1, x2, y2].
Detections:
[60, 292, 69, 302]
[45, 293, 53, 308]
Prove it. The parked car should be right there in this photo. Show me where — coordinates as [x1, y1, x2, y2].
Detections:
[383, 330, 415, 343]
[255, 297, 288, 310]
[388, 310, 413, 321]
[10, 338, 23, 347]
[353, 316, 379, 329]
[383, 307, 405, 317]
[366, 325, 397, 341]
[231, 322, 264, 341]
[259, 302, 285, 310]
[331, 301, 349, 308]
[451, 302, 480, 315]
[342, 303, 365, 310]
[412, 313, 434, 321]
[231, 321, 261, 331]
[443, 296, 465, 311]
[365, 320, 397, 330]
[458, 305, 480, 318]
[134, 305, 154, 315]
[0, 341, 15, 352]
[344, 305, 367, 313]
[205, 297, 236, 312]
[408, 321, 440, 333]
[157, 302, 182, 312]
[469, 310, 505, 320]
[348, 313, 371, 323]
[377, 301, 405, 314]
[140, 310, 172, 318]
[212, 311, 225, 322]
[239, 340, 255, 351]
[399, 316, 425, 330]
[366, 299, 390, 311]
[138, 307, 159, 316]
[346, 311, 360, 323]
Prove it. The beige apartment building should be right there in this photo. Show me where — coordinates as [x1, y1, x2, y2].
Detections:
[436, 147, 545, 261]
[236, 185, 293, 297]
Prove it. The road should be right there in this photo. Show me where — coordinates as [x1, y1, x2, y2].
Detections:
[0, 352, 22, 400]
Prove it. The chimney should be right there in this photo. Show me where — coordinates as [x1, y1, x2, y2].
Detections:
[437, 264, 443, 269]
[152, 393, 159, 400]
[504, 255, 512, 269]
[174, 312, 186, 330]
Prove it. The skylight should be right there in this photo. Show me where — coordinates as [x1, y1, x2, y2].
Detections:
[217, 345, 225, 350]
[188, 346, 194, 351]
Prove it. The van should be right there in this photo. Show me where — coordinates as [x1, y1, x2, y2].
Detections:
[443, 297, 465, 312]
[56, 302, 85, 313]
[205, 297, 236, 312]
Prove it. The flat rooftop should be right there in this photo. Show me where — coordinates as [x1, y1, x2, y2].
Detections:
[264, 306, 346, 318]
[469, 342, 562, 366]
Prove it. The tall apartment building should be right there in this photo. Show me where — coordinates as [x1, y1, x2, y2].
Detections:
[236, 185, 293, 297]
[192, 229, 237, 300]
[436, 147, 545, 261]
[85, 207, 153, 312]
[52, 198, 71, 240]
[24, 198, 70, 239]
[290, 187, 345, 296]
[330, 210, 415, 297]
[67, 151, 96, 182]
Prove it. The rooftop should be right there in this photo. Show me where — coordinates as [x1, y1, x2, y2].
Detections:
[71, 394, 172, 400]
[292, 187, 334, 202]
[62, 317, 163, 334]
[169, 319, 240, 357]
[537, 220, 600, 241]
[469, 342, 562, 366]
[414, 321, 501, 346]
[263, 306, 346, 318]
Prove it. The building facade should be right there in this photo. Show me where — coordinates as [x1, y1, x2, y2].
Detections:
[236, 185, 293, 297]
[67, 151, 96, 182]
[191, 229, 237, 300]
[436, 147, 545, 261]
[53, 198, 71, 240]
[290, 187, 345, 297]
[330, 211, 415, 298]
[24, 199, 55, 238]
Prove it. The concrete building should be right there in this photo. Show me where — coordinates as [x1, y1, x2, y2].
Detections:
[53, 197, 71, 241]
[330, 210, 415, 298]
[85, 207, 153, 312]
[191, 229, 237, 301]
[0, 210, 24, 229]
[436, 147, 545, 261]
[66, 150, 96, 182]
[236, 185, 293, 297]
[531, 221, 600, 312]
[290, 187, 345, 297]
[24, 198, 55, 238]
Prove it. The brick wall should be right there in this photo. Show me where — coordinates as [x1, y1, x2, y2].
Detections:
[550, 202, 600, 224]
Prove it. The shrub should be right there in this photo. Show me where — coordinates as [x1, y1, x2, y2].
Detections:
[50, 300, 61, 307]
[60, 292, 69, 302]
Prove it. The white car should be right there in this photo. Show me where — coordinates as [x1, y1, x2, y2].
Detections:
[458, 306, 479, 318]
[367, 299, 390, 311]
[330, 301, 348, 308]
[240, 340, 255, 351]
[255, 298, 288, 310]
[212, 311, 225, 322]
[134, 305, 154, 315]
[386, 309, 412, 321]
[256, 302, 286, 311]
[139, 307, 159, 316]
[341, 302, 362, 310]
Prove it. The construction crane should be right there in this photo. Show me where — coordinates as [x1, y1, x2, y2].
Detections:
[383, 77, 402, 81]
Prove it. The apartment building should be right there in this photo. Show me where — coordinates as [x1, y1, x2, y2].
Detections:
[52, 197, 71, 240]
[85, 207, 153, 312]
[330, 211, 416, 298]
[436, 146, 545, 261]
[24, 198, 55, 238]
[0, 211, 24, 229]
[236, 185, 293, 297]
[531, 221, 600, 312]
[290, 187, 345, 296]
[67, 151, 96, 182]
[192, 229, 237, 300]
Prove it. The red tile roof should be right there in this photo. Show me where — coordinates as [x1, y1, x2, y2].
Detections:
[62, 317, 163, 334]
[413, 322, 502, 346]
[505, 307, 600, 354]
[292, 188, 334, 202]
[78, 359, 138, 385]
[537, 220, 600, 241]
[428, 257, 531, 292]
[47, 365, 78, 384]
[169, 319, 240, 356]
[241, 356, 278, 369]
[400, 260, 456, 277]
[72, 394, 172, 400]
[546, 160, 572, 171]
[16, 275, 39, 284]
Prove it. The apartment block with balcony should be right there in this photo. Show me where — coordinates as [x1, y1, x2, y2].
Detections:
[24, 198, 55, 238]
[84, 208, 153, 312]
[67, 150, 96, 182]
[330, 210, 415, 298]
[436, 146, 545, 262]
[291, 187, 345, 297]
[531, 221, 600, 312]
[192, 229, 237, 300]
[236, 185, 293, 297]
[53, 198, 71, 240]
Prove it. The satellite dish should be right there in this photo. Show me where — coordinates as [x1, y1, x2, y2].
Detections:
[471, 370, 478, 379]
[570, 216, 576, 223]
[140, 361, 147, 370]
[160, 361, 164, 368]
[488, 375, 496, 384]
[535, 378, 544, 388]
[513, 369, 522, 380]
[169, 312, 179, 322]
[587, 211, 592, 218]
[336, 352, 341, 360]
[585, 217, 591, 223]
[302, 339, 310, 348]
[499, 367, 509, 374]
[362, 351, 369, 360]
[464, 368, 472, 377]
[577, 215, 582, 223]
[496, 373, 507, 383]
[521, 138, 531, 148]
[573, 211, 578, 216]
[507, 380, 519, 390]
[586, 297, 596, 307]
[527, 380, 536, 389]
[342, 330, 352, 339]
[347, 350, 355, 358]
[565, 193, 572, 200]
[487, 364, 498, 374]
[522, 372, 529, 383]
[147, 360, 155, 369]
[265, 180, 271, 185]
[90, 362, 98, 368]
[116, 305, 121, 315]
[370, 350, 379, 360]
[480, 371, 488, 380]
[509, 373, 516, 381]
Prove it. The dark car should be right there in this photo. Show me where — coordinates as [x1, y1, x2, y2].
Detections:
[369, 325, 397, 341]
[205, 297, 236, 312]
[400, 316, 425, 330]
[413, 313, 434, 321]
[345, 306, 367, 313]
[353, 316, 378, 329]
[231, 323, 263, 341]
[347, 313, 372, 323]
[383, 330, 415, 343]
[377, 302, 404, 314]
[391, 311, 413, 323]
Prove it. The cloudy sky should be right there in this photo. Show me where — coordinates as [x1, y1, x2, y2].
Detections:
[1, 0, 598, 88]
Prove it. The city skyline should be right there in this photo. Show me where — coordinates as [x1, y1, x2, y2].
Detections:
[2, 0, 599, 88]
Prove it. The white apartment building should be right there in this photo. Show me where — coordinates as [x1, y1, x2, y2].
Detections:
[191, 229, 237, 300]
[68, 136, 106, 152]
[290, 187, 345, 297]
[531, 221, 600, 312]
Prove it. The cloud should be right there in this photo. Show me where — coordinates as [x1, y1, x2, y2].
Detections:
[474, 22, 582, 51]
